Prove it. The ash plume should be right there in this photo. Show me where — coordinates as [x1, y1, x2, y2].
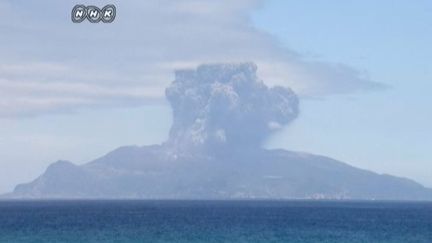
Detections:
[9, 63, 432, 201]
[165, 63, 299, 154]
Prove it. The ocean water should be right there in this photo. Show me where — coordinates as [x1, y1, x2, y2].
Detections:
[0, 200, 431, 242]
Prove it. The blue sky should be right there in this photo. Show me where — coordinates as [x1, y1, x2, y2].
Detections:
[0, 0, 430, 193]
[256, 0, 432, 186]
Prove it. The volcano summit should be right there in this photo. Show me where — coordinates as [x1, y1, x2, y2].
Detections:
[5, 63, 432, 200]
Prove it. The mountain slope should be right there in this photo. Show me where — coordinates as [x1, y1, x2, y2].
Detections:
[4, 63, 431, 200]
[6, 145, 432, 200]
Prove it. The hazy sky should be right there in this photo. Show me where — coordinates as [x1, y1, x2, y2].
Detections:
[0, 0, 431, 193]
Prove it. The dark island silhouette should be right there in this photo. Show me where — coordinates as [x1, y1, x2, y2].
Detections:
[5, 63, 432, 200]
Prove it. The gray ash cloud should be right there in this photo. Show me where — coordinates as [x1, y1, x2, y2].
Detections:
[165, 63, 299, 154]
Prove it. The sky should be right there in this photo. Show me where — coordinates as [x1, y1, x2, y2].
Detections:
[0, 0, 431, 193]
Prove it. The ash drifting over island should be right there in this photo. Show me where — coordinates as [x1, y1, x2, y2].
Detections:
[165, 63, 299, 154]
[7, 63, 432, 200]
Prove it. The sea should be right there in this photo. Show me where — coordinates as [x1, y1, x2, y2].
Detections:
[0, 200, 431, 242]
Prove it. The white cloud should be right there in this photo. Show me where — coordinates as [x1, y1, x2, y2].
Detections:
[0, 0, 386, 117]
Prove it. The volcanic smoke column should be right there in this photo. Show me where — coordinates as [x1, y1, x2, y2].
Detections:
[165, 63, 299, 154]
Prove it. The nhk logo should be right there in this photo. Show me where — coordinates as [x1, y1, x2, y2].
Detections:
[72, 5, 116, 23]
